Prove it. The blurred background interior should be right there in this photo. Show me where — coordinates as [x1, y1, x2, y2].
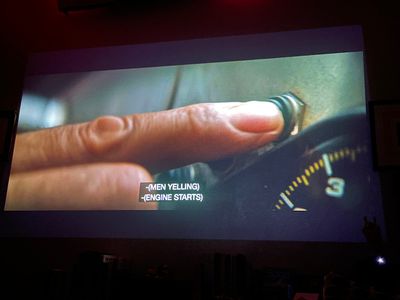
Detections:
[19, 52, 364, 130]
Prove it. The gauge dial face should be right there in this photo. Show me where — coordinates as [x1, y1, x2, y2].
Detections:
[206, 110, 384, 241]
[155, 109, 384, 242]
[272, 140, 369, 213]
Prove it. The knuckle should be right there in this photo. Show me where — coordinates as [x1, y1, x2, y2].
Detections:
[183, 103, 218, 136]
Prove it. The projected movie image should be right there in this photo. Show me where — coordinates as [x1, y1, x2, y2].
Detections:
[4, 50, 384, 241]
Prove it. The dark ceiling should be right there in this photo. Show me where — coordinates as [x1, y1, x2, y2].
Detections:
[1, 0, 399, 107]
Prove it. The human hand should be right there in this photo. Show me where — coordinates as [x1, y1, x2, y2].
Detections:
[5, 101, 283, 210]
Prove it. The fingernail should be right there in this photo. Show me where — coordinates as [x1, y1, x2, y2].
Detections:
[226, 101, 283, 133]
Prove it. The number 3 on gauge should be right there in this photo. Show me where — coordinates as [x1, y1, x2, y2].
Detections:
[325, 177, 345, 198]
[322, 153, 345, 198]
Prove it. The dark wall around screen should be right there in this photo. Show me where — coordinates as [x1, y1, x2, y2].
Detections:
[1, 0, 399, 294]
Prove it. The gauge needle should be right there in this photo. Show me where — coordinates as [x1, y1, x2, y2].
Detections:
[280, 192, 294, 209]
[293, 207, 307, 212]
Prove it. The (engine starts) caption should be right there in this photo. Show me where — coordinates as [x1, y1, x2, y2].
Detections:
[139, 182, 204, 202]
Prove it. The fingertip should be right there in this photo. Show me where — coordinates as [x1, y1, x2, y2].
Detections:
[122, 163, 153, 183]
[99, 163, 158, 210]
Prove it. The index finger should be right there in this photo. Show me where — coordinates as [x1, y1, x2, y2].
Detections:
[12, 101, 283, 173]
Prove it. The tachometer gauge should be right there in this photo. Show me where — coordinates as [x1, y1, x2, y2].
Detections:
[208, 107, 381, 241]
[156, 95, 382, 241]
[232, 108, 373, 214]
